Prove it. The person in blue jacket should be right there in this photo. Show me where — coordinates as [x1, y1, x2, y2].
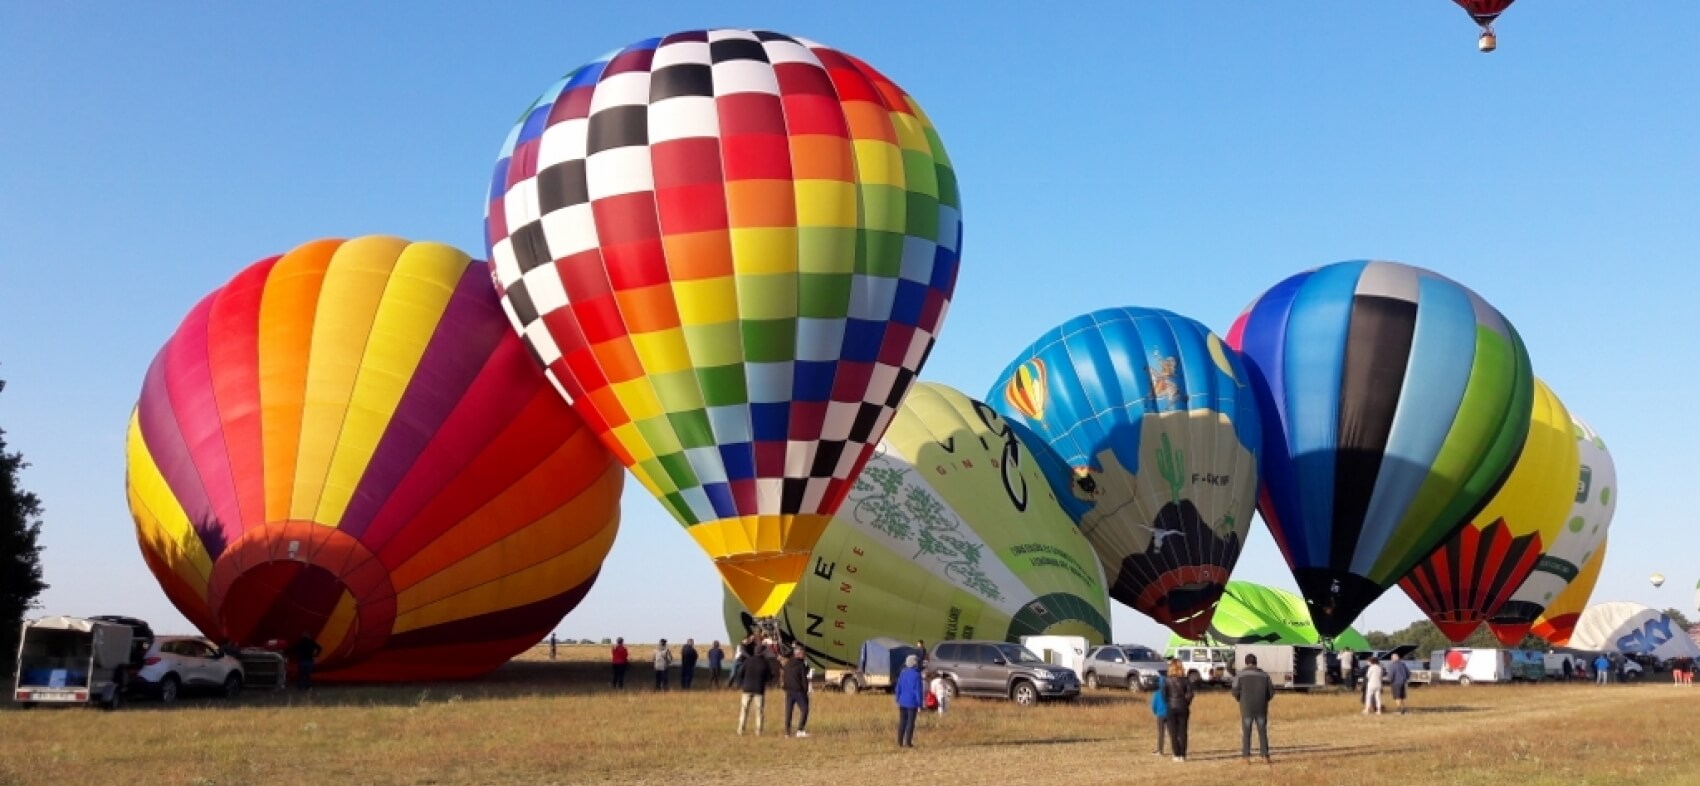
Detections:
[1151, 671, 1169, 755]
[895, 654, 925, 747]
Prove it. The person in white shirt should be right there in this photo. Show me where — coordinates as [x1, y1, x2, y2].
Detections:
[929, 671, 948, 714]
[1362, 656, 1384, 715]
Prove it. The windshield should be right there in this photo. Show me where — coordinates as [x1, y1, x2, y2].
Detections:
[1212, 650, 1231, 663]
[997, 644, 1047, 664]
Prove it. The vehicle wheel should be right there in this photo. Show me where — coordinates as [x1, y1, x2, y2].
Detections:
[159, 674, 180, 704]
[17, 702, 34, 710]
[941, 678, 959, 699]
[103, 689, 123, 711]
[1130, 675, 1147, 692]
[841, 676, 859, 696]
[1011, 680, 1039, 706]
[1458, 676, 1472, 687]
[223, 673, 243, 700]
[1085, 672, 1099, 690]
[1187, 671, 1202, 688]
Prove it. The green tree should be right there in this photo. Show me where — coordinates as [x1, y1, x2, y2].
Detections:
[1663, 609, 1691, 630]
[1, 376, 49, 677]
[1360, 617, 1548, 661]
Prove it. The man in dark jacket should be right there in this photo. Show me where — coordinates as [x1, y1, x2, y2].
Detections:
[1162, 660, 1195, 761]
[1388, 652, 1412, 715]
[781, 645, 811, 737]
[737, 643, 774, 736]
[292, 632, 322, 691]
[1231, 654, 1275, 763]
[707, 641, 725, 688]
[680, 639, 699, 689]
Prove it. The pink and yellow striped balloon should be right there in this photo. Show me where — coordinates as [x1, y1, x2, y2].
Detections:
[126, 236, 622, 680]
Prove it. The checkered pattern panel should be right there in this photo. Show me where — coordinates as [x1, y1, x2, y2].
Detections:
[486, 29, 961, 535]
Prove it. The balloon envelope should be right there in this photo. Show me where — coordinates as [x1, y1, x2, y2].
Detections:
[485, 29, 961, 618]
[1532, 539, 1607, 647]
[1454, 0, 1517, 26]
[1164, 581, 1371, 653]
[1487, 414, 1616, 644]
[989, 307, 1261, 639]
[127, 237, 623, 680]
[1569, 602, 1700, 660]
[721, 382, 1111, 665]
[1399, 379, 1578, 642]
[1227, 260, 1533, 638]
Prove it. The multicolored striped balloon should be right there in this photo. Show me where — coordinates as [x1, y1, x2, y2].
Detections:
[989, 307, 1262, 640]
[1227, 260, 1533, 638]
[484, 30, 961, 617]
[1399, 378, 1578, 642]
[126, 237, 623, 681]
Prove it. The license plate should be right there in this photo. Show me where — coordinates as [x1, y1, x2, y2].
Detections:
[28, 690, 79, 701]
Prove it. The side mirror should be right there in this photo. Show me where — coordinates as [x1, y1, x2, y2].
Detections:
[1115, 658, 1125, 664]
[992, 658, 1007, 666]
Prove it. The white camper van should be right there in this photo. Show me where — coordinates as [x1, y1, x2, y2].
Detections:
[1020, 636, 1089, 680]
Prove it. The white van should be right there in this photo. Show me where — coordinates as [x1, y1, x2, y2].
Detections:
[1019, 636, 1089, 680]
[1431, 647, 1513, 685]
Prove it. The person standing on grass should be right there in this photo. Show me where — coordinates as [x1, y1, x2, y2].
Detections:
[1162, 658, 1195, 762]
[782, 644, 811, 738]
[1594, 654, 1610, 686]
[1561, 657, 1573, 682]
[292, 632, 322, 691]
[1231, 653, 1274, 764]
[707, 641, 725, 689]
[611, 637, 629, 688]
[1388, 653, 1411, 715]
[737, 643, 775, 736]
[729, 641, 748, 690]
[1150, 670, 1168, 756]
[1362, 656, 1384, 715]
[654, 639, 674, 691]
[895, 654, 924, 748]
[930, 669, 949, 715]
[680, 639, 699, 689]
[549, 633, 558, 661]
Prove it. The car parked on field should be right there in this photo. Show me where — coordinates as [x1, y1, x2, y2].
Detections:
[133, 636, 245, 703]
[1082, 644, 1166, 691]
[928, 640, 1080, 706]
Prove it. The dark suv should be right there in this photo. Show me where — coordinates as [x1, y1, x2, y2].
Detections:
[929, 640, 1080, 706]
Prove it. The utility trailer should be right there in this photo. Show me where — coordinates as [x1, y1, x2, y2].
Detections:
[12, 616, 134, 710]
[1234, 644, 1326, 691]
[824, 637, 922, 695]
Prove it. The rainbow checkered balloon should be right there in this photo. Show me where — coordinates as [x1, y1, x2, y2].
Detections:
[484, 30, 962, 616]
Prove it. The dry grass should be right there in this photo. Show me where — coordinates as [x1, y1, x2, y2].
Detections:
[3, 645, 1696, 786]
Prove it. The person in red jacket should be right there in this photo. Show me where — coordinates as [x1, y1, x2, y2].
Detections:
[611, 637, 629, 689]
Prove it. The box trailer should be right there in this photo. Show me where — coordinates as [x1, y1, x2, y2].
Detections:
[1234, 644, 1326, 690]
[12, 616, 134, 710]
[1020, 635, 1089, 680]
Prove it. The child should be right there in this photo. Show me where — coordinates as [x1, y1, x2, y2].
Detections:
[928, 670, 948, 714]
[1151, 671, 1168, 755]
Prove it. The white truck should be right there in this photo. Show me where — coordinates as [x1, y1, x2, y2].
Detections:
[1165, 644, 1236, 687]
[1234, 644, 1325, 690]
[1020, 635, 1089, 680]
[12, 616, 134, 710]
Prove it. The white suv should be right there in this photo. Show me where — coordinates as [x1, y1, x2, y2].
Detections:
[135, 636, 244, 703]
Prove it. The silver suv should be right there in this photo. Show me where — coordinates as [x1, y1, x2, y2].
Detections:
[1083, 644, 1166, 691]
[929, 641, 1080, 706]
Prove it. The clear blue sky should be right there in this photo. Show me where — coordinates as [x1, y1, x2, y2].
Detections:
[3, 1, 1696, 650]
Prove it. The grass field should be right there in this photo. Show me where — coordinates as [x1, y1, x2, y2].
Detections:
[3, 645, 1696, 786]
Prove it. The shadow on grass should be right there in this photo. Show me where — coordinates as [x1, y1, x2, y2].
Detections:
[1181, 743, 1416, 763]
[1403, 705, 1483, 714]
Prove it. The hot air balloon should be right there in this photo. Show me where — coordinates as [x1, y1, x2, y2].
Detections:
[1226, 260, 1534, 639]
[1453, 0, 1518, 52]
[721, 382, 1111, 668]
[1650, 573, 1666, 588]
[1533, 539, 1607, 646]
[1163, 581, 1372, 653]
[1569, 603, 1700, 660]
[126, 237, 623, 681]
[484, 29, 961, 618]
[988, 307, 1261, 640]
[1398, 378, 1578, 642]
[1487, 414, 1616, 644]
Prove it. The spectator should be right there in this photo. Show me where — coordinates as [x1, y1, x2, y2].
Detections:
[729, 640, 748, 690]
[1594, 653, 1610, 686]
[782, 644, 811, 738]
[1150, 670, 1168, 756]
[548, 633, 557, 661]
[1388, 652, 1411, 715]
[737, 643, 774, 736]
[1561, 657, 1572, 682]
[1231, 653, 1274, 764]
[895, 654, 924, 747]
[611, 637, 629, 689]
[654, 639, 674, 691]
[707, 640, 725, 689]
[930, 669, 949, 715]
[292, 632, 322, 691]
[1162, 658, 1195, 762]
[1362, 656, 1384, 715]
[680, 639, 699, 689]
